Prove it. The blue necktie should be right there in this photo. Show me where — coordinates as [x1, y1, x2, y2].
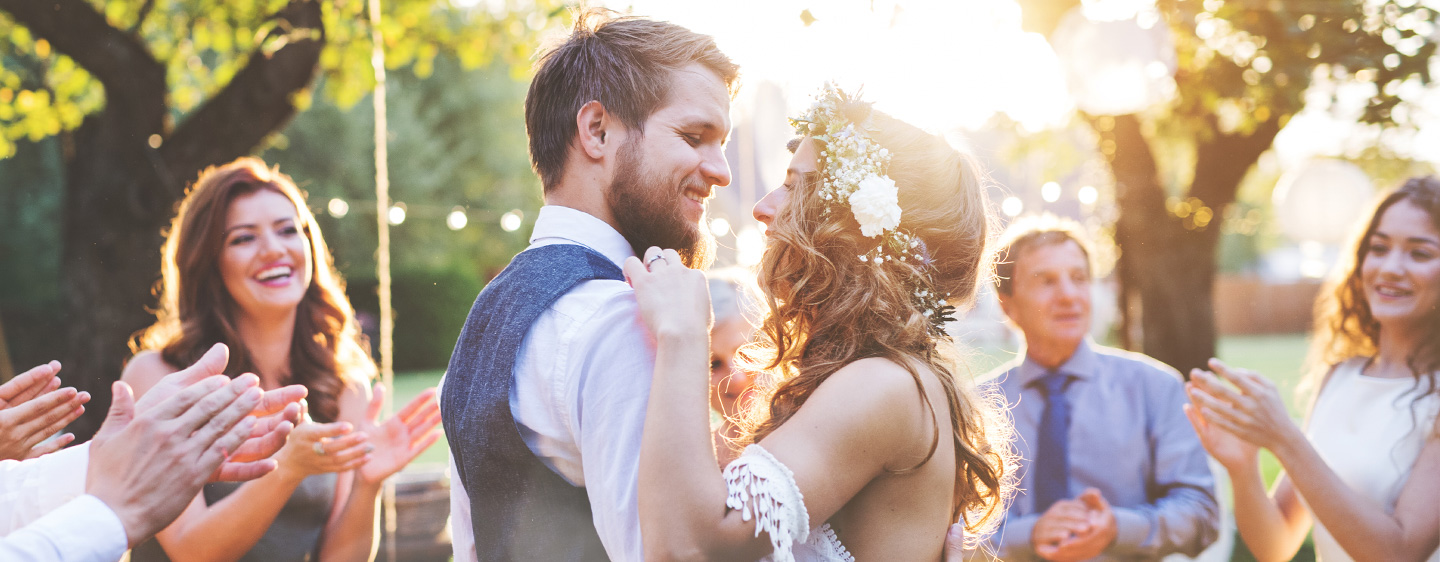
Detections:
[1033, 371, 1072, 512]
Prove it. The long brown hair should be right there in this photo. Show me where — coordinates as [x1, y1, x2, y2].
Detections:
[1305, 176, 1440, 416]
[743, 109, 1014, 540]
[132, 157, 374, 423]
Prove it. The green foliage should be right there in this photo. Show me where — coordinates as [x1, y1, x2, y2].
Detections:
[261, 54, 540, 369]
[1158, 0, 1436, 138]
[0, 0, 566, 159]
[0, 137, 67, 366]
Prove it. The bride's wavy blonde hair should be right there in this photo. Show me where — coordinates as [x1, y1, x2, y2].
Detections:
[740, 109, 1015, 542]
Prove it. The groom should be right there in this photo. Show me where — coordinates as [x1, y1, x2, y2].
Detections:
[440, 10, 738, 561]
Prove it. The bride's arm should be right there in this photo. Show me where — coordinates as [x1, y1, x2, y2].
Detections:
[627, 249, 933, 560]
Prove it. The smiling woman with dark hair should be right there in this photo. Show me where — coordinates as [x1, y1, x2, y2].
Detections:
[124, 157, 442, 562]
[1186, 176, 1440, 562]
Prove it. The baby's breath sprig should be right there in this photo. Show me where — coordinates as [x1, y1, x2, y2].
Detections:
[792, 83, 954, 338]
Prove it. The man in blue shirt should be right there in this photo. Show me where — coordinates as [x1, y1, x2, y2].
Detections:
[984, 216, 1219, 561]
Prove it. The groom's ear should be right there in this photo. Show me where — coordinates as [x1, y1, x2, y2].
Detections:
[576, 100, 613, 160]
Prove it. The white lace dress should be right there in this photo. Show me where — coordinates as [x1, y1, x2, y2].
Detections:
[723, 444, 856, 562]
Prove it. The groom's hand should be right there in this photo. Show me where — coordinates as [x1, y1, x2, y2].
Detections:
[1036, 489, 1116, 561]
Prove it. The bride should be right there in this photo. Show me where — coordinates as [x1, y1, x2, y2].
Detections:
[625, 85, 1014, 560]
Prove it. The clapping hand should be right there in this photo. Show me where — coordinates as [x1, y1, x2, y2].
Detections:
[87, 346, 265, 548]
[1184, 364, 1261, 473]
[1034, 489, 1117, 562]
[358, 385, 442, 485]
[1185, 359, 1302, 454]
[210, 384, 308, 482]
[0, 361, 90, 460]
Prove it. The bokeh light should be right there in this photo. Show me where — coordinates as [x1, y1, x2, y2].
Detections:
[447, 207, 468, 231]
[500, 209, 524, 232]
[328, 198, 349, 218]
[1041, 181, 1062, 203]
[1002, 196, 1024, 217]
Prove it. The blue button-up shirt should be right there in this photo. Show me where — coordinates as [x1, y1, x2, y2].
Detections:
[983, 340, 1219, 561]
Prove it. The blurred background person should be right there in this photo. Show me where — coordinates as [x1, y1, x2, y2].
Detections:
[1186, 176, 1440, 562]
[704, 267, 760, 465]
[123, 157, 442, 562]
[983, 215, 1219, 561]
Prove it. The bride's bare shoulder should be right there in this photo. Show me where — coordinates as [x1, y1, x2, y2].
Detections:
[122, 350, 180, 396]
[806, 357, 936, 441]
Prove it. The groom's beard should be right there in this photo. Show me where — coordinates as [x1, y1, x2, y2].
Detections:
[606, 138, 715, 269]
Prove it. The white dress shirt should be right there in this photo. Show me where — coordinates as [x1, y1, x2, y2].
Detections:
[448, 205, 655, 562]
[0, 443, 129, 562]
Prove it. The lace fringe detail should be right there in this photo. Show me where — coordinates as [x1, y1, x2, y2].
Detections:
[724, 444, 811, 562]
[816, 524, 856, 562]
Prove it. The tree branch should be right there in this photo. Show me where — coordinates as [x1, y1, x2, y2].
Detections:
[129, 0, 156, 35]
[1190, 115, 1283, 212]
[159, 0, 325, 183]
[0, 0, 166, 118]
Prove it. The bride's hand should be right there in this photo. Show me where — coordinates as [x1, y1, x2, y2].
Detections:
[624, 247, 712, 339]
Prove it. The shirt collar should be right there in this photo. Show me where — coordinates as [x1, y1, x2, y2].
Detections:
[528, 205, 636, 268]
[1017, 338, 1100, 388]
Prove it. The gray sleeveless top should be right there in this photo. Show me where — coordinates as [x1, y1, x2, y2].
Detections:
[130, 472, 337, 561]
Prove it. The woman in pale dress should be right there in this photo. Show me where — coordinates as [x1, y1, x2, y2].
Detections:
[123, 157, 443, 562]
[626, 85, 1014, 560]
[1185, 176, 1440, 562]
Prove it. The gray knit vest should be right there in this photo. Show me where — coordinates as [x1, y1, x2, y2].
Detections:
[441, 244, 620, 561]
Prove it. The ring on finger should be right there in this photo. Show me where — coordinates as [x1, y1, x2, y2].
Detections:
[646, 254, 668, 267]
[313, 441, 326, 456]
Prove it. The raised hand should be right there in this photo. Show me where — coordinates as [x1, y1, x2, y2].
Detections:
[623, 247, 713, 339]
[1186, 359, 1302, 453]
[273, 419, 370, 480]
[87, 368, 262, 548]
[209, 385, 307, 482]
[0, 361, 89, 461]
[1184, 368, 1260, 473]
[358, 384, 442, 485]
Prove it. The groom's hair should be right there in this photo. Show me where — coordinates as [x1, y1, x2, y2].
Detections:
[525, 9, 739, 192]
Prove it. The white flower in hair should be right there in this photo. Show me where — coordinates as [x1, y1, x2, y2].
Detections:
[848, 174, 901, 237]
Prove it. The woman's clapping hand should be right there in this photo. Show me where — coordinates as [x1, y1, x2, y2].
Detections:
[1185, 358, 1303, 460]
[358, 385, 442, 485]
[274, 411, 371, 479]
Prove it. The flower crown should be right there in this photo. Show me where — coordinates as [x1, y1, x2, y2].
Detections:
[790, 83, 956, 337]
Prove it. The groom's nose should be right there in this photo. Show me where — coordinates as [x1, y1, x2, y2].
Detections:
[700, 144, 731, 188]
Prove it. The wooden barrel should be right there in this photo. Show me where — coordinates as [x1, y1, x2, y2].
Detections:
[376, 465, 453, 562]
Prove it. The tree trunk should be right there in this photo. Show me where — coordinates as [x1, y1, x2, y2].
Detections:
[60, 111, 173, 437]
[1094, 113, 1279, 375]
[2, 0, 326, 439]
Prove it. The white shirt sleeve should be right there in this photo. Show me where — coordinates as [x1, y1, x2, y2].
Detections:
[0, 495, 128, 562]
[447, 451, 477, 562]
[0, 443, 92, 535]
[571, 289, 655, 562]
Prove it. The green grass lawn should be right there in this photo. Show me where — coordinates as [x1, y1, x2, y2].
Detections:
[391, 333, 1318, 560]
[393, 333, 1316, 477]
